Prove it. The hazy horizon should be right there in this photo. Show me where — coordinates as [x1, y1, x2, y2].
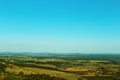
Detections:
[0, 0, 120, 53]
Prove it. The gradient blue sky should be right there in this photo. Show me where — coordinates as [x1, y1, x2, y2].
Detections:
[0, 0, 120, 53]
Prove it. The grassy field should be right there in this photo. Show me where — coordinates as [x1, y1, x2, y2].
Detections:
[6, 66, 81, 80]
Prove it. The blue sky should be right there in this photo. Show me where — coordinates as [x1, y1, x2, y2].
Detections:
[0, 0, 120, 53]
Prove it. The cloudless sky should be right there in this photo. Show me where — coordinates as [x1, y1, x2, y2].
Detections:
[0, 0, 120, 53]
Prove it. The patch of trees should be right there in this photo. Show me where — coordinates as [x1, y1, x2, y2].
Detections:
[3, 73, 66, 80]
[0, 63, 7, 72]
[82, 76, 120, 80]
[23, 74, 66, 80]
[14, 63, 59, 71]
[45, 61, 71, 67]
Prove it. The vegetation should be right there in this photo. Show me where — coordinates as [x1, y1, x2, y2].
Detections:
[3, 73, 66, 80]
[0, 53, 120, 80]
